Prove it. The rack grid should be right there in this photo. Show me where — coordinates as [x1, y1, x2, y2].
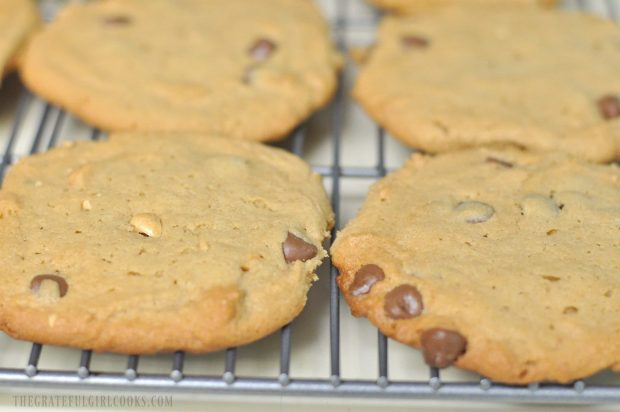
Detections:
[0, 0, 619, 405]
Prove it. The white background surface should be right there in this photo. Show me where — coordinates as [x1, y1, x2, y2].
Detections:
[0, 0, 618, 410]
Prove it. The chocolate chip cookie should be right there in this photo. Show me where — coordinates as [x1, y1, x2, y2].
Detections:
[0, 132, 333, 354]
[331, 148, 620, 384]
[367, 0, 557, 15]
[19, 0, 341, 141]
[355, 7, 620, 162]
[0, 0, 39, 77]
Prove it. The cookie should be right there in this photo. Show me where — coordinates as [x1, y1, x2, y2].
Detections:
[0, 132, 334, 354]
[0, 0, 39, 77]
[331, 148, 620, 384]
[367, 0, 557, 15]
[19, 0, 341, 141]
[354, 7, 620, 162]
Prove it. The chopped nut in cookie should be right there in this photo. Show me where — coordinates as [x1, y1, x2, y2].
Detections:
[131, 213, 163, 238]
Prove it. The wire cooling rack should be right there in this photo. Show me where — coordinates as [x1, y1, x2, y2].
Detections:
[0, 0, 619, 406]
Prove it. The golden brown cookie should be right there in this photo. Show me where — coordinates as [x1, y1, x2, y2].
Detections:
[367, 0, 557, 15]
[0, 0, 39, 77]
[332, 148, 620, 384]
[0, 132, 334, 354]
[19, 0, 341, 141]
[354, 7, 620, 162]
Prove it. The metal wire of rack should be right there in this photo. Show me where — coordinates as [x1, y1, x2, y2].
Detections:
[0, 0, 619, 406]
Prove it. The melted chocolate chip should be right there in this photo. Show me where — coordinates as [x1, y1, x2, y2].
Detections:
[282, 232, 317, 263]
[350, 264, 385, 297]
[30, 274, 68, 298]
[249, 38, 277, 61]
[384, 285, 423, 319]
[401, 35, 430, 49]
[421, 328, 467, 368]
[597, 95, 620, 120]
[485, 157, 514, 168]
[103, 15, 133, 25]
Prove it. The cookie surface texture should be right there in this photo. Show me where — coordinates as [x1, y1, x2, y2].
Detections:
[331, 148, 620, 384]
[367, 0, 556, 14]
[0, 0, 39, 76]
[20, 0, 341, 141]
[354, 7, 620, 162]
[0, 132, 334, 354]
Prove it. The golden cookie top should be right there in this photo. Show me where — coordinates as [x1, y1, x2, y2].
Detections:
[20, 0, 341, 140]
[332, 148, 620, 383]
[0, 132, 334, 353]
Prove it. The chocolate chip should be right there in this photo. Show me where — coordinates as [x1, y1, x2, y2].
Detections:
[421, 328, 467, 368]
[401, 35, 430, 49]
[350, 264, 385, 297]
[249, 38, 277, 61]
[384, 285, 423, 319]
[103, 15, 133, 25]
[455, 201, 495, 224]
[597, 95, 620, 120]
[282, 232, 317, 263]
[485, 157, 514, 168]
[30, 274, 68, 298]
